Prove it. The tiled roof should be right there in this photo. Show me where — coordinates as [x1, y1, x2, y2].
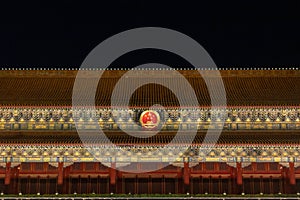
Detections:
[0, 69, 299, 106]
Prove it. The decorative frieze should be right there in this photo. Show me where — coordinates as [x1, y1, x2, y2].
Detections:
[0, 107, 299, 130]
[0, 145, 299, 164]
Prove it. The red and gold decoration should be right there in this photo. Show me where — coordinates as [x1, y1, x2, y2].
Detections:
[139, 110, 160, 129]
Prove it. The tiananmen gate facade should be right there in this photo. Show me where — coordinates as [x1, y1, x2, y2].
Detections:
[0, 69, 299, 196]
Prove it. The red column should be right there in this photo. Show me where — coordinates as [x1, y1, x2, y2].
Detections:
[236, 162, 242, 185]
[57, 162, 64, 185]
[63, 166, 70, 193]
[289, 162, 296, 185]
[4, 162, 11, 185]
[183, 161, 190, 185]
[110, 162, 116, 185]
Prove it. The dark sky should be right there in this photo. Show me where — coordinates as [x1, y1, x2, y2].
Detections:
[0, 1, 300, 68]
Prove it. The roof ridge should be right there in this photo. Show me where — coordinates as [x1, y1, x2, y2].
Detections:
[0, 67, 300, 70]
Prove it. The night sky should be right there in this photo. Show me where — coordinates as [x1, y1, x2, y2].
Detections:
[0, 1, 300, 68]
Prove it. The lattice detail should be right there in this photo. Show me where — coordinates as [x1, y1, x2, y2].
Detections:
[269, 163, 279, 171]
[85, 162, 94, 171]
[257, 163, 266, 171]
[191, 163, 202, 171]
[99, 163, 109, 170]
[21, 163, 31, 171]
[243, 163, 253, 171]
[35, 163, 44, 171]
[205, 162, 214, 171]
[73, 162, 82, 170]
[219, 162, 229, 170]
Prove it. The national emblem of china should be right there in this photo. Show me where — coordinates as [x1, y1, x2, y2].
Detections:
[139, 110, 160, 129]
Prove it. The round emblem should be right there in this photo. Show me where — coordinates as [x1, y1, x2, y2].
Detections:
[139, 110, 160, 129]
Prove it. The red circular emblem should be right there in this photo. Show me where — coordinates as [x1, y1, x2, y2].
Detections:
[139, 110, 160, 129]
